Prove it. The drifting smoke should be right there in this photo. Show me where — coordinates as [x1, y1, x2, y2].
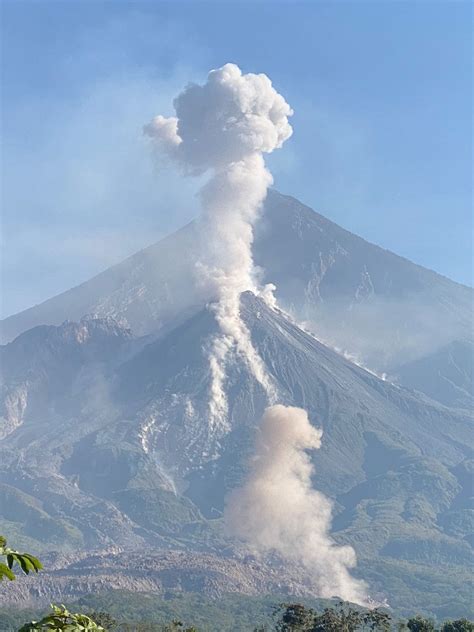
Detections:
[224, 405, 369, 605]
[145, 63, 293, 425]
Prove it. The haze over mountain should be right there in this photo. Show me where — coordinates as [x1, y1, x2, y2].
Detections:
[2, 191, 472, 405]
[0, 192, 472, 618]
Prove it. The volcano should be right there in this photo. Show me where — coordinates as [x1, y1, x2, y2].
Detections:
[0, 193, 472, 618]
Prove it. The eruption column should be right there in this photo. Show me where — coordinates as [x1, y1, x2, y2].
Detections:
[145, 63, 293, 426]
[146, 66, 367, 603]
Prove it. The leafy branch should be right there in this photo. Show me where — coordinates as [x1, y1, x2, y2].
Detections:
[18, 603, 105, 631]
[0, 535, 42, 582]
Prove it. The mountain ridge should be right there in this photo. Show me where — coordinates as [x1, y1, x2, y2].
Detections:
[1, 191, 473, 617]
[1, 293, 472, 615]
[2, 191, 471, 348]
[3, 191, 472, 407]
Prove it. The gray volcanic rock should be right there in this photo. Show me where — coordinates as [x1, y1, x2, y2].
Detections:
[1, 183, 472, 616]
[0, 549, 312, 607]
[0, 316, 132, 440]
[0, 316, 132, 396]
[0, 294, 472, 616]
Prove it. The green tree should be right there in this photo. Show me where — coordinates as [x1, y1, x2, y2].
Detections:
[276, 603, 316, 631]
[276, 602, 391, 632]
[0, 535, 42, 582]
[407, 616, 436, 632]
[312, 603, 364, 632]
[441, 621, 474, 632]
[363, 609, 392, 631]
[86, 612, 118, 630]
[18, 604, 105, 631]
[312, 607, 356, 631]
[1, 534, 105, 632]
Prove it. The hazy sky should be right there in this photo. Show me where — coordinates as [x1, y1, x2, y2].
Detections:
[1, 0, 472, 318]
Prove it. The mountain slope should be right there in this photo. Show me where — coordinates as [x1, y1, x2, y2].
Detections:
[2, 191, 471, 374]
[255, 193, 472, 373]
[391, 339, 474, 409]
[0, 294, 472, 616]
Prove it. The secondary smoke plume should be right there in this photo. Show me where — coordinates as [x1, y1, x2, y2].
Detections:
[224, 404, 368, 605]
[145, 63, 293, 425]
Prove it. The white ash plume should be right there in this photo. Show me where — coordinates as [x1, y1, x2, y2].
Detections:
[224, 404, 369, 606]
[145, 63, 292, 424]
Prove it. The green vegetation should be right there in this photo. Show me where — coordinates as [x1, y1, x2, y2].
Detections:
[357, 557, 473, 619]
[0, 484, 84, 553]
[0, 593, 299, 632]
[0, 536, 42, 582]
[439, 621, 474, 632]
[17, 604, 105, 631]
[0, 532, 472, 632]
[274, 604, 473, 632]
[276, 602, 391, 631]
[0, 536, 105, 632]
[1, 593, 473, 632]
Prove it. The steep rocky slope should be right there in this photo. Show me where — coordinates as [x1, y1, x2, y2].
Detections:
[1, 294, 472, 616]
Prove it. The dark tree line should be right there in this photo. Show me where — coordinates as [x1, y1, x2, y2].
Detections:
[275, 603, 474, 632]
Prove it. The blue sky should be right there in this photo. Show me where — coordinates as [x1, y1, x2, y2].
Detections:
[1, 0, 472, 318]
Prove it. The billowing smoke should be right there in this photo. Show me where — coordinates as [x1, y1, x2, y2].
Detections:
[224, 404, 369, 605]
[145, 63, 293, 425]
[145, 67, 368, 604]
